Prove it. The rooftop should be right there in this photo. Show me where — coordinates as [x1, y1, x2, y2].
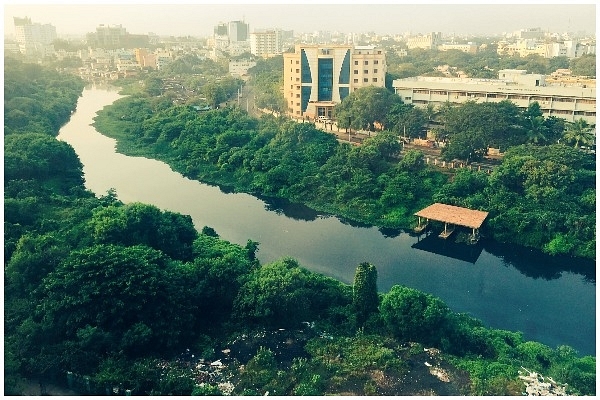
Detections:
[414, 203, 489, 229]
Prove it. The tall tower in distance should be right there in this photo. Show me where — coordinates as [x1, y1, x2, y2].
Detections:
[229, 20, 249, 42]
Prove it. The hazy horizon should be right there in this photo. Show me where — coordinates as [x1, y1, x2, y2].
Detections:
[4, 3, 597, 39]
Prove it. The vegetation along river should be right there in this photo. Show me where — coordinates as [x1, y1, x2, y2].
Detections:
[57, 86, 596, 356]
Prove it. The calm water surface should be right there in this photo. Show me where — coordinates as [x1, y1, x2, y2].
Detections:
[57, 86, 596, 356]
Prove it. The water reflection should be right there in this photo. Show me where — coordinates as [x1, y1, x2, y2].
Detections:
[484, 241, 596, 283]
[411, 232, 484, 264]
[260, 196, 326, 221]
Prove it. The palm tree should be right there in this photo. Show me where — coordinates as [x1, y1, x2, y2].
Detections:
[563, 118, 595, 148]
[525, 116, 548, 145]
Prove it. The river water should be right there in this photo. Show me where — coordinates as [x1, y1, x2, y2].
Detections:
[57, 86, 596, 356]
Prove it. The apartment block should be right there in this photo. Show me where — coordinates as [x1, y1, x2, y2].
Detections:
[283, 45, 386, 119]
[250, 30, 283, 58]
[14, 16, 56, 45]
[392, 69, 596, 124]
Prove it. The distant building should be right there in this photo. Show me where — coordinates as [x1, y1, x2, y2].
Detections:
[513, 27, 545, 40]
[497, 37, 594, 59]
[439, 42, 478, 54]
[407, 32, 442, 50]
[283, 44, 387, 119]
[250, 29, 284, 57]
[14, 16, 56, 45]
[86, 24, 149, 49]
[229, 20, 249, 42]
[229, 59, 256, 77]
[392, 69, 596, 124]
[13, 16, 56, 56]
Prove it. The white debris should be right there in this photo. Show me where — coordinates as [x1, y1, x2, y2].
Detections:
[519, 367, 567, 396]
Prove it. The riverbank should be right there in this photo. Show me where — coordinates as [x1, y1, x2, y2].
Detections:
[64, 87, 595, 357]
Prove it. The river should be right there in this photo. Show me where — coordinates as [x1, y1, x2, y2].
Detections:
[57, 86, 596, 356]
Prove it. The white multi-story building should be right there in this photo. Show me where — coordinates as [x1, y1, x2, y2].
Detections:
[250, 29, 283, 57]
[229, 59, 257, 77]
[439, 43, 478, 54]
[283, 44, 387, 118]
[393, 69, 596, 124]
[14, 16, 56, 45]
[497, 38, 594, 59]
[13, 16, 56, 56]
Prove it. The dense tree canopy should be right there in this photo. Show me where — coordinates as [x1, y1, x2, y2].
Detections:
[5, 58, 594, 397]
[334, 86, 402, 131]
[4, 57, 84, 136]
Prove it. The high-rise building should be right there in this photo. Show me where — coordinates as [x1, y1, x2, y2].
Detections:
[283, 44, 387, 119]
[14, 16, 57, 45]
[250, 29, 283, 58]
[229, 20, 249, 42]
[214, 23, 228, 36]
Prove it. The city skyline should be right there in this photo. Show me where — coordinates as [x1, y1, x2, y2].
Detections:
[4, 3, 597, 39]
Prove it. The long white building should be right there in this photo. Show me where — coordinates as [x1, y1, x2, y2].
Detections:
[393, 69, 596, 124]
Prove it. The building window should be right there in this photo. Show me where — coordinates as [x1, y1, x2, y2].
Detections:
[296, 69, 299, 73]
[290, 85, 293, 89]
[354, 60, 358, 65]
[373, 78, 377, 82]
[339, 50, 350, 85]
[296, 60, 299, 64]
[374, 69, 378, 73]
[354, 78, 358, 83]
[374, 60, 379, 64]
[364, 70, 368, 74]
[354, 70, 358, 74]
[318, 58, 333, 101]
[364, 61, 369, 65]
[364, 78, 369, 82]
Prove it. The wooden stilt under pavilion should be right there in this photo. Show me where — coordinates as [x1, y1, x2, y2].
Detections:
[413, 216, 429, 233]
[438, 222, 455, 239]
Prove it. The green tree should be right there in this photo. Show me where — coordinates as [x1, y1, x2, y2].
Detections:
[352, 262, 379, 326]
[38, 244, 196, 368]
[334, 86, 402, 131]
[380, 285, 450, 345]
[563, 118, 595, 148]
[569, 54, 596, 77]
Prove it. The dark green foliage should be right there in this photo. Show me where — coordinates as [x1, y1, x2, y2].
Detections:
[4, 57, 84, 136]
[88, 202, 198, 260]
[334, 86, 402, 131]
[233, 258, 353, 329]
[5, 132, 84, 189]
[352, 262, 379, 326]
[380, 285, 451, 345]
[440, 100, 525, 159]
[5, 59, 595, 397]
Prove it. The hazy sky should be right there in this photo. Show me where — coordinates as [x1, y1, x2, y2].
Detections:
[3, 2, 597, 38]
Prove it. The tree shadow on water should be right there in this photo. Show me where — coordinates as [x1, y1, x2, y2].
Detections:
[483, 241, 596, 283]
